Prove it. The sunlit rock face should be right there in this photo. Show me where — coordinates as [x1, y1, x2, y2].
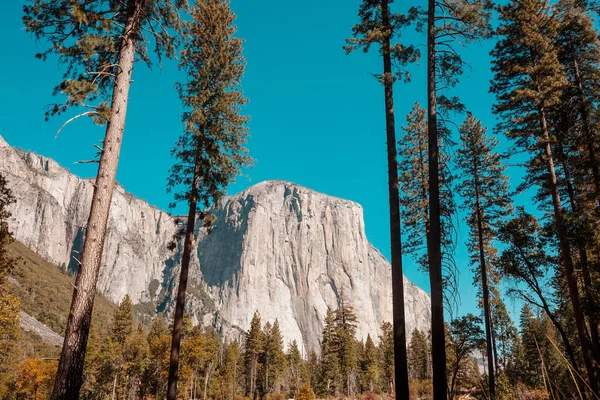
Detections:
[0, 135, 430, 352]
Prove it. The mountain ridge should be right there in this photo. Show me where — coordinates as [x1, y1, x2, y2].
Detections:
[0, 134, 431, 352]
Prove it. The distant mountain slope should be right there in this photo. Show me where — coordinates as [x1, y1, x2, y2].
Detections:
[7, 241, 117, 358]
[1, 135, 431, 352]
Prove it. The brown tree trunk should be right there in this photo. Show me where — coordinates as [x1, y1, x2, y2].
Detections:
[555, 132, 600, 355]
[50, 1, 143, 399]
[203, 361, 213, 400]
[427, 0, 448, 398]
[166, 148, 202, 399]
[570, 50, 600, 199]
[473, 160, 496, 400]
[539, 106, 600, 396]
[381, 1, 410, 399]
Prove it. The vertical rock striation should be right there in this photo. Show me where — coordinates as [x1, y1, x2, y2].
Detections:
[0, 135, 430, 352]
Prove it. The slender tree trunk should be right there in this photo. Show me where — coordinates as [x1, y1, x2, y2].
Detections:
[233, 359, 237, 400]
[556, 133, 600, 354]
[112, 373, 118, 400]
[50, 1, 142, 398]
[539, 106, 600, 396]
[570, 49, 600, 200]
[381, 1, 410, 399]
[167, 149, 203, 399]
[203, 361, 213, 400]
[473, 162, 496, 400]
[427, 0, 447, 398]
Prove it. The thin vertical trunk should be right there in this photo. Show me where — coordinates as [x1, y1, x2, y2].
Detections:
[556, 132, 600, 353]
[166, 147, 203, 399]
[112, 373, 118, 400]
[473, 159, 496, 400]
[427, 0, 447, 398]
[203, 361, 213, 400]
[232, 358, 237, 400]
[570, 49, 600, 199]
[50, 1, 143, 398]
[381, 1, 410, 399]
[539, 106, 600, 396]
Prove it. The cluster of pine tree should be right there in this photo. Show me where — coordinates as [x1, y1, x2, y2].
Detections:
[345, 0, 600, 398]
[4, 0, 600, 397]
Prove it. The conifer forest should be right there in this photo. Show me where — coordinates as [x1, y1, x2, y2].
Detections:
[4, 0, 600, 399]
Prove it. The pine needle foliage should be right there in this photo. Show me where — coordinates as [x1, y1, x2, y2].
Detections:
[167, 0, 252, 219]
[344, 0, 420, 83]
[166, 1, 251, 398]
[23, 0, 185, 124]
[397, 102, 455, 274]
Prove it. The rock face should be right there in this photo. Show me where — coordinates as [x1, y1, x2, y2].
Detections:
[0, 135, 431, 352]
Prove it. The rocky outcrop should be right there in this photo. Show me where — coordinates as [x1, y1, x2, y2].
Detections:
[0, 135, 430, 352]
[20, 311, 64, 347]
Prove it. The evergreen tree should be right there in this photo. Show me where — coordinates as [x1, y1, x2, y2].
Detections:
[556, 0, 600, 201]
[224, 340, 243, 400]
[456, 114, 512, 398]
[287, 340, 302, 399]
[112, 295, 134, 345]
[335, 300, 359, 397]
[345, 2, 420, 396]
[424, 0, 493, 394]
[378, 322, 395, 395]
[245, 311, 263, 397]
[398, 102, 455, 273]
[489, 287, 518, 372]
[320, 307, 340, 397]
[23, 1, 185, 395]
[446, 314, 485, 400]
[490, 0, 600, 392]
[166, 1, 251, 398]
[0, 173, 20, 398]
[408, 329, 430, 381]
[361, 335, 379, 392]
[261, 320, 285, 394]
[498, 209, 582, 379]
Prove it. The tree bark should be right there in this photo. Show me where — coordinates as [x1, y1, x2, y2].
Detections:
[427, 0, 448, 398]
[539, 106, 600, 396]
[50, 1, 143, 399]
[473, 159, 496, 400]
[166, 147, 203, 399]
[380, 1, 410, 399]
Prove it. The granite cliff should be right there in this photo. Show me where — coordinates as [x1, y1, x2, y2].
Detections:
[0, 135, 430, 352]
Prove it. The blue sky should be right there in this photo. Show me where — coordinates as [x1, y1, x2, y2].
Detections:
[0, 0, 528, 320]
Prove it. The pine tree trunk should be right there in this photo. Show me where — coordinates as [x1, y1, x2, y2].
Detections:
[539, 106, 600, 396]
[50, 1, 143, 398]
[380, 1, 410, 399]
[473, 163, 496, 400]
[233, 359, 237, 400]
[427, 0, 447, 398]
[570, 49, 600, 200]
[555, 133, 600, 355]
[166, 148, 203, 399]
[203, 361, 213, 400]
[112, 373, 118, 400]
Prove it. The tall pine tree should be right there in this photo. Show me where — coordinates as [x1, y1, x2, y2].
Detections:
[490, 0, 600, 392]
[166, 1, 251, 398]
[23, 2, 185, 396]
[424, 1, 493, 395]
[456, 114, 512, 399]
[345, 2, 419, 396]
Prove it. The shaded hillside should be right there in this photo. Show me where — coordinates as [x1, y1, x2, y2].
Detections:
[7, 241, 117, 357]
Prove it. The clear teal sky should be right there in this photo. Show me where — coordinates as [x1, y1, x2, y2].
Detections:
[0, 1, 527, 319]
